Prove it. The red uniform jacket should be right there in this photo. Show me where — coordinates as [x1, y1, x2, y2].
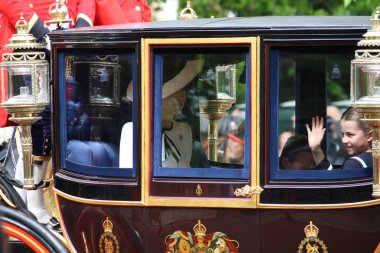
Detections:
[0, 0, 95, 127]
[94, 0, 151, 25]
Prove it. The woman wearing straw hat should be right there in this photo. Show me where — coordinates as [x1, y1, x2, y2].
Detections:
[160, 59, 204, 168]
[121, 58, 208, 168]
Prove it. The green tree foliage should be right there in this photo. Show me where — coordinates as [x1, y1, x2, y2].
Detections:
[177, 0, 379, 18]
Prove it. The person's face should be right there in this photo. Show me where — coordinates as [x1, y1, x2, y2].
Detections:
[341, 119, 372, 156]
[162, 89, 186, 120]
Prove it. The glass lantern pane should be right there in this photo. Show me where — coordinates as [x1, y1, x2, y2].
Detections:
[8, 66, 33, 103]
[352, 62, 380, 104]
[216, 64, 236, 100]
[0, 67, 8, 103]
[35, 65, 49, 104]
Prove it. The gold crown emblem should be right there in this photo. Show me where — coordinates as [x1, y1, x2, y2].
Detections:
[103, 218, 113, 233]
[304, 221, 319, 238]
[179, 1, 198, 20]
[15, 14, 28, 34]
[193, 220, 206, 237]
[49, 0, 69, 20]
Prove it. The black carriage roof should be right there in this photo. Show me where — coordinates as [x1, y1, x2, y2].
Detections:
[63, 16, 370, 30]
[129, 16, 370, 29]
[49, 16, 371, 39]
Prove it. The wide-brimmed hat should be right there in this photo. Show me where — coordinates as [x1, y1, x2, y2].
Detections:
[161, 59, 204, 98]
[127, 59, 204, 100]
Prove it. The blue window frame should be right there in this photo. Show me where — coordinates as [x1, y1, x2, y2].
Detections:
[57, 48, 137, 177]
[268, 45, 372, 181]
[151, 47, 251, 179]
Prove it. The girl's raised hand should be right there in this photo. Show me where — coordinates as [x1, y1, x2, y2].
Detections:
[306, 116, 326, 151]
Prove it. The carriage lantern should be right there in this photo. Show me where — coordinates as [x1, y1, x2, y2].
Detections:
[0, 15, 49, 190]
[199, 64, 237, 161]
[351, 8, 380, 198]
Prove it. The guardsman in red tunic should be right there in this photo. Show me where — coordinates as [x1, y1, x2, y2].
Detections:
[94, 0, 151, 25]
[0, 0, 96, 127]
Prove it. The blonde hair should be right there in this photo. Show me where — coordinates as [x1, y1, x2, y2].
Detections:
[341, 106, 372, 134]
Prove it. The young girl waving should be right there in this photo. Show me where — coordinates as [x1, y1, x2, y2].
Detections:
[306, 106, 373, 170]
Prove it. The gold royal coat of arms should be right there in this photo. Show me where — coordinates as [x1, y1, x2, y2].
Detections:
[298, 221, 328, 253]
[165, 220, 239, 253]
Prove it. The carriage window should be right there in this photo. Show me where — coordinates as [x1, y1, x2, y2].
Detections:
[271, 45, 372, 180]
[59, 49, 136, 177]
[152, 47, 249, 179]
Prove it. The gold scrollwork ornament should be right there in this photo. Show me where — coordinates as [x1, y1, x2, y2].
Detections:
[372, 139, 380, 158]
[373, 139, 380, 149]
[297, 221, 328, 253]
[99, 218, 120, 253]
[234, 185, 263, 197]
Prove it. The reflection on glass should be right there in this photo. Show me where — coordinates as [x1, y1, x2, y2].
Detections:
[89, 65, 115, 104]
[277, 52, 353, 170]
[36, 66, 49, 102]
[159, 52, 246, 168]
[65, 54, 133, 169]
[9, 67, 33, 103]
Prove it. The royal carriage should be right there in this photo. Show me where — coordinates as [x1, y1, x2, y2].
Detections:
[2, 4, 380, 253]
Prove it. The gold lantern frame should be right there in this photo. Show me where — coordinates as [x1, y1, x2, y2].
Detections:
[0, 15, 49, 190]
[351, 8, 380, 198]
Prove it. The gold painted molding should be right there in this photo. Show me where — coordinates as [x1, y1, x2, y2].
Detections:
[141, 37, 261, 209]
[54, 185, 380, 210]
[53, 188, 145, 206]
[53, 190, 144, 253]
[258, 198, 380, 210]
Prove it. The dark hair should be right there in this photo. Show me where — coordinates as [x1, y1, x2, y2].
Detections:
[341, 106, 372, 134]
[280, 135, 311, 163]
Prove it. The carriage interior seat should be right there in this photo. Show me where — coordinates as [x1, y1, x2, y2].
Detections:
[66, 100, 119, 168]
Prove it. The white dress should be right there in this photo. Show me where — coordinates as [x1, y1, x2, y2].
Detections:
[119, 122, 133, 168]
[120, 121, 193, 168]
[161, 121, 192, 168]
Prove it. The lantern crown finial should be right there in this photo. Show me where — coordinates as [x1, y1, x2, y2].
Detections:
[357, 7, 380, 47]
[4, 14, 46, 52]
[15, 14, 28, 35]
